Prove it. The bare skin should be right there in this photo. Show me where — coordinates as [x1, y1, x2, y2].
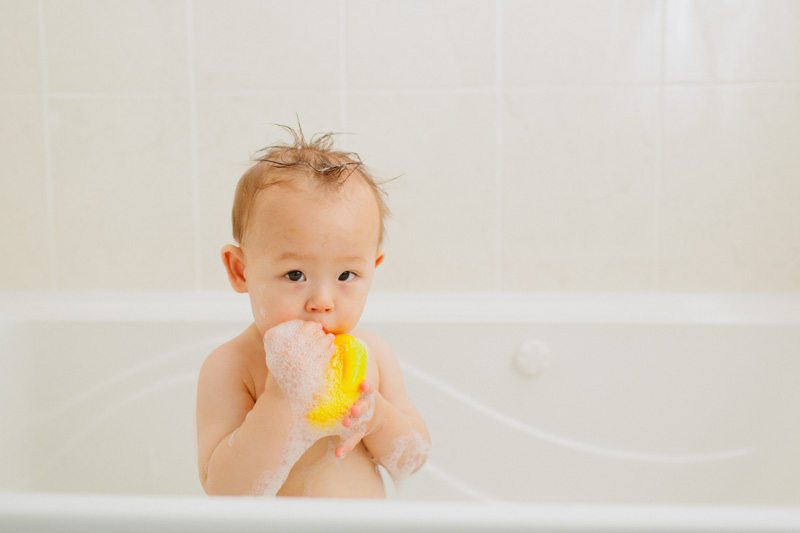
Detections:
[196, 173, 430, 497]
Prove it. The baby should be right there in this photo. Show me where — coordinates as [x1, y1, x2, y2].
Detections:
[196, 127, 431, 497]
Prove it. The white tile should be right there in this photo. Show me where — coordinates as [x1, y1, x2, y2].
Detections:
[49, 97, 195, 289]
[44, 0, 188, 93]
[193, 0, 339, 91]
[660, 87, 800, 290]
[666, 0, 800, 82]
[0, 99, 50, 288]
[0, 0, 42, 94]
[502, 89, 658, 290]
[347, 92, 497, 291]
[195, 93, 341, 290]
[347, 0, 495, 89]
[504, 0, 660, 85]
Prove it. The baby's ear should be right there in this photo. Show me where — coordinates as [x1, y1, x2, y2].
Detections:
[221, 244, 248, 293]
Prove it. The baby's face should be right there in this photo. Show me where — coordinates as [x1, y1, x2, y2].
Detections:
[242, 174, 383, 337]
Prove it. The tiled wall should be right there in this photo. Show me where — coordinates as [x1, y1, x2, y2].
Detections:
[2, 0, 799, 292]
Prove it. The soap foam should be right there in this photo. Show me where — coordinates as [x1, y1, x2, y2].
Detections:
[382, 428, 430, 480]
[263, 320, 333, 416]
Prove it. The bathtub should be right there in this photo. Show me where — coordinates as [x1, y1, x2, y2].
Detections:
[1, 291, 800, 531]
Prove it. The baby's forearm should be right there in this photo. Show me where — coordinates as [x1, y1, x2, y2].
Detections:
[203, 386, 307, 496]
[363, 396, 431, 478]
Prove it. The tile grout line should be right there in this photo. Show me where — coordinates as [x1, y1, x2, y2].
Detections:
[653, 0, 667, 290]
[186, 0, 202, 290]
[495, 0, 504, 291]
[38, 0, 57, 290]
[21, 79, 800, 102]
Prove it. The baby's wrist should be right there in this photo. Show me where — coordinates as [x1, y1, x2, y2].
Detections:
[366, 391, 390, 437]
[263, 375, 292, 409]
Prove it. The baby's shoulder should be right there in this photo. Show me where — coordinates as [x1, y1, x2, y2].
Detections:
[351, 327, 410, 399]
[199, 324, 264, 389]
[351, 328, 395, 360]
[350, 327, 403, 386]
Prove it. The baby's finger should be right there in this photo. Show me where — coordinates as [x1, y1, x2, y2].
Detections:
[349, 396, 371, 419]
[313, 331, 335, 351]
[336, 431, 364, 459]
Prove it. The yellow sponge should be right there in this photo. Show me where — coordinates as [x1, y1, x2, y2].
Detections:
[307, 334, 367, 428]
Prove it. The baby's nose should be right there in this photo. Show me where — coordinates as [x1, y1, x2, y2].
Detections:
[306, 287, 334, 313]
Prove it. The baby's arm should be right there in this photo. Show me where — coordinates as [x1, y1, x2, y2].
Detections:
[338, 331, 431, 477]
[196, 322, 334, 495]
[196, 342, 294, 495]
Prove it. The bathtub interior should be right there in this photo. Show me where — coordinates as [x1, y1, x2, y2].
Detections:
[2, 296, 800, 505]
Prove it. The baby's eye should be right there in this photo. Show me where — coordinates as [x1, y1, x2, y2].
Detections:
[338, 271, 356, 282]
[285, 271, 306, 282]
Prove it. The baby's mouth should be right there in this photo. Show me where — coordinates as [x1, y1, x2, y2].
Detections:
[321, 324, 345, 336]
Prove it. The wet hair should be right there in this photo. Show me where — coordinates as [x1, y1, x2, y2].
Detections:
[231, 125, 389, 247]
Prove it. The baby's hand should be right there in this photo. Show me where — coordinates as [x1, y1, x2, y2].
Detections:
[335, 381, 383, 458]
[263, 320, 335, 414]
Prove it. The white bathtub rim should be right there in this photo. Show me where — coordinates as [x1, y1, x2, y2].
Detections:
[2, 493, 800, 532]
[2, 291, 800, 324]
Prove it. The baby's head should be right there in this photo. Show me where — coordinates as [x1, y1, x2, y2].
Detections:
[222, 127, 388, 336]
